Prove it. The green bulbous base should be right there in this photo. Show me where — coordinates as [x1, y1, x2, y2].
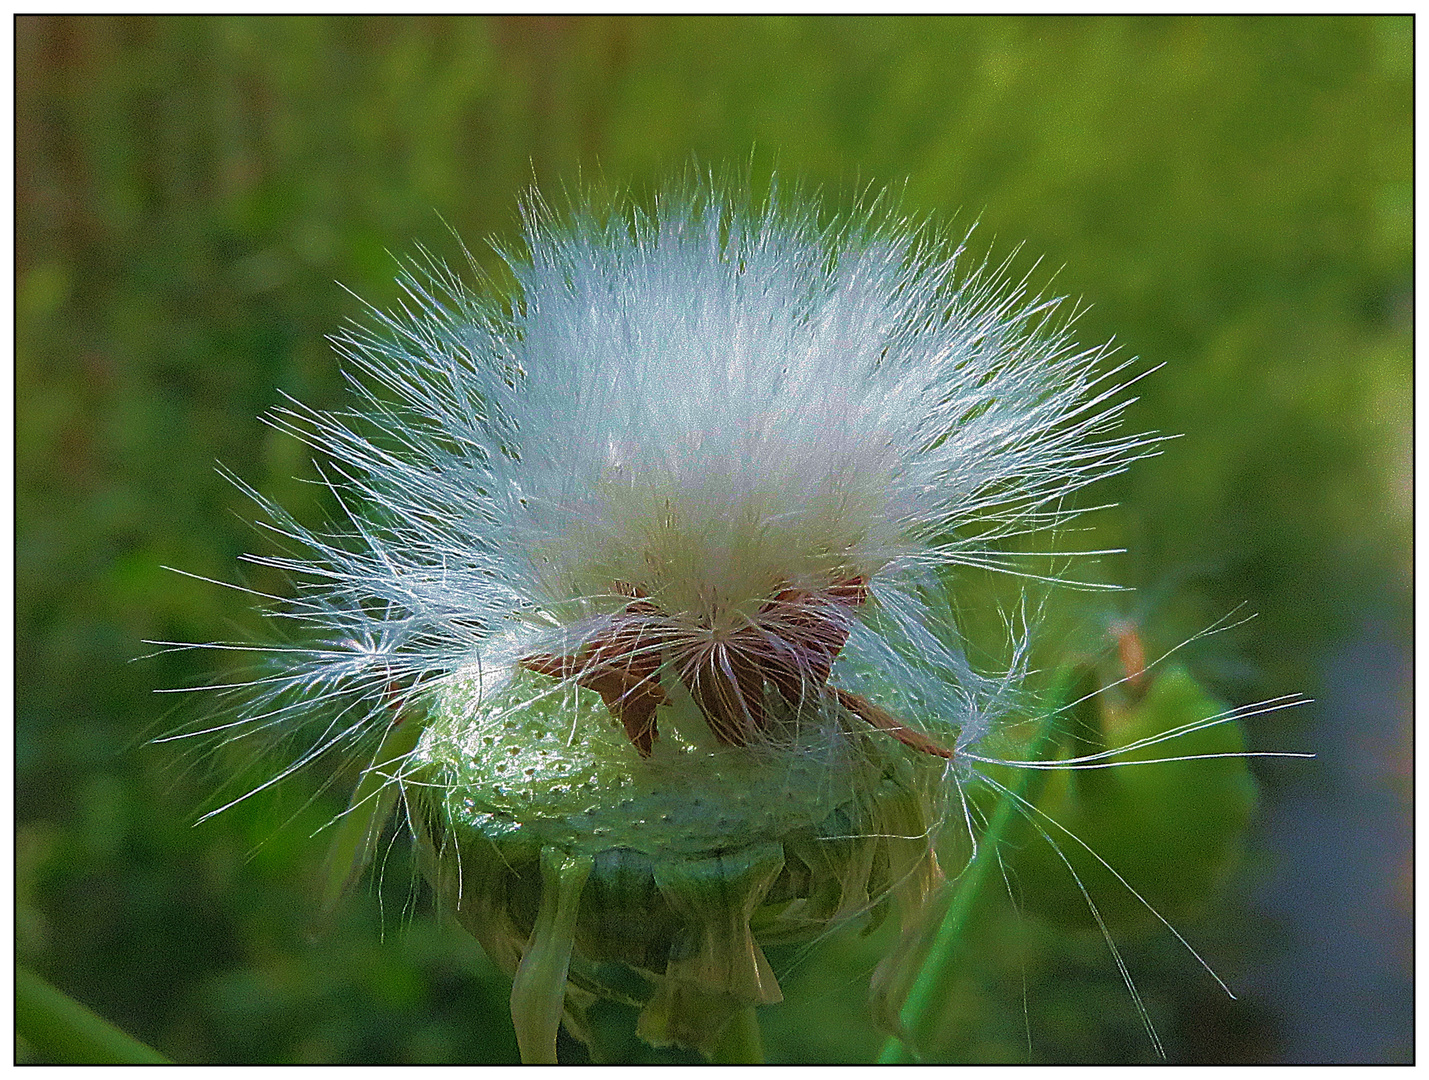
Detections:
[405, 668, 945, 1061]
[416, 668, 868, 857]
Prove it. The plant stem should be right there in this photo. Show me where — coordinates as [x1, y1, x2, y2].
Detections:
[710, 1006, 765, 1064]
[15, 966, 170, 1064]
[876, 671, 1074, 1063]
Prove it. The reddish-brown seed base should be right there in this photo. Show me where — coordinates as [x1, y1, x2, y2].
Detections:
[518, 577, 955, 761]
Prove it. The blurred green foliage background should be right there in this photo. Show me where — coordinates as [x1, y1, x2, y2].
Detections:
[16, 15, 1410, 1063]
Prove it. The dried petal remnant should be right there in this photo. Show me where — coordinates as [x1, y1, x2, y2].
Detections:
[519, 592, 669, 755]
[520, 576, 954, 760]
[833, 688, 956, 761]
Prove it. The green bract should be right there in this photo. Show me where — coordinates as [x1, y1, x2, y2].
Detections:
[1007, 664, 1259, 930]
[404, 668, 946, 1061]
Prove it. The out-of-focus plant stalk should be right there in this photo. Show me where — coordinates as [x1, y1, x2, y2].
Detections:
[877, 673, 1069, 1063]
[15, 967, 170, 1065]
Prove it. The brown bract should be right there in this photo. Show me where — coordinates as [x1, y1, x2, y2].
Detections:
[520, 577, 954, 761]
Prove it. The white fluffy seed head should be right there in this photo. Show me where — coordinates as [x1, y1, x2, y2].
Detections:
[178, 175, 1160, 794]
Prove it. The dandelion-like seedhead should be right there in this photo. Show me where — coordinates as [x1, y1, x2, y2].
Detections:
[196, 179, 1154, 777]
[164, 175, 1232, 1061]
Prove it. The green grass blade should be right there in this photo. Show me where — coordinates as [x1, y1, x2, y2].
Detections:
[16, 966, 171, 1064]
